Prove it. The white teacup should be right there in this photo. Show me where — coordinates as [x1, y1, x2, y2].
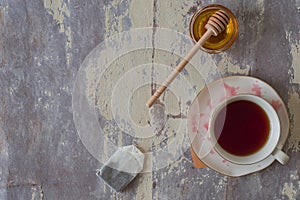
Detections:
[209, 94, 289, 165]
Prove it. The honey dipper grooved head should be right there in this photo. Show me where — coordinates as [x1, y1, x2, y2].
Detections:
[205, 10, 230, 36]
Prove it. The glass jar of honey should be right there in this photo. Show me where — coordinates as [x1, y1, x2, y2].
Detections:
[189, 4, 238, 54]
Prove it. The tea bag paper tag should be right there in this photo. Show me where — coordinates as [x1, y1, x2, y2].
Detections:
[96, 145, 145, 192]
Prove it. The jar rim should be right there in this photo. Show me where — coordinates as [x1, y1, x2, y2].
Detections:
[189, 4, 239, 54]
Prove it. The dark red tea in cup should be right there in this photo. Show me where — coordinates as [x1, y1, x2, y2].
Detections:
[213, 100, 270, 156]
[209, 94, 287, 165]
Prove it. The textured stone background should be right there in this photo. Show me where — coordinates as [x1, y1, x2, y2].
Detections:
[0, 0, 299, 199]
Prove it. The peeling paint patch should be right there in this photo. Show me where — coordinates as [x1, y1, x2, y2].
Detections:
[135, 173, 153, 200]
[104, 0, 131, 38]
[66, 52, 71, 65]
[44, 0, 70, 33]
[129, 0, 153, 27]
[44, 0, 72, 65]
[65, 26, 72, 65]
[156, 0, 198, 33]
[217, 53, 251, 75]
[287, 92, 300, 152]
[65, 26, 72, 48]
[290, 42, 300, 84]
[282, 182, 297, 200]
[65, 26, 72, 66]
[30, 185, 44, 200]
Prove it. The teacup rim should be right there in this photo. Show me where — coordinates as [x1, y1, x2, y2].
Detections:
[209, 94, 281, 165]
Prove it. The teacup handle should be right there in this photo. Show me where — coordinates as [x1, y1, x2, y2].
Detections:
[272, 148, 289, 165]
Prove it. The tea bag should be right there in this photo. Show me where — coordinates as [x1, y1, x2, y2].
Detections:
[96, 145, 145, 192]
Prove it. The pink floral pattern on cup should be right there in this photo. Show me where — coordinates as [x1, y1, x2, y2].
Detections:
[252, 83, 262, 96]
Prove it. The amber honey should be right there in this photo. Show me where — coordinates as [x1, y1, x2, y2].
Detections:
[189, 4, 238, 53]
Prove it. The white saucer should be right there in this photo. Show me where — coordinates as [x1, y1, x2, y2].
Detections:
[187, 76, 289, 177]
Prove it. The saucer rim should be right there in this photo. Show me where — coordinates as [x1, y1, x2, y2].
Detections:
[187, 75, 290, 177]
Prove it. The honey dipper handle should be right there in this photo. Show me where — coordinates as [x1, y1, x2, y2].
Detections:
[146, 29, 214, 107]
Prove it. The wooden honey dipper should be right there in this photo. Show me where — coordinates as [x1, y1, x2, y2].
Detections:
[146, 10, 230, 107]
